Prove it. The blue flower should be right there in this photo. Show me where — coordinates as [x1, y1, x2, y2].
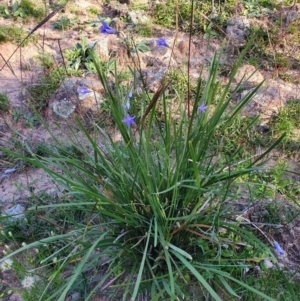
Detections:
[156, 38, 168, 47]
[4, 168, 16, 175]
[77, 86, 90, 95]
[257, 146, 262, 155]
[128, 89, 133, 99]
[198, 103, 207, 113]
[122, 114, 136, 128]
[1, 168, 16, 180]
[274, 241, 284, 256]
[99, 20, 116, 34]
[125, 89, 133, 110]
[125, 100, 130, 110]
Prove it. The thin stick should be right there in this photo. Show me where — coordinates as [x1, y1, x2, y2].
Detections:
[187, 0, 195, 118]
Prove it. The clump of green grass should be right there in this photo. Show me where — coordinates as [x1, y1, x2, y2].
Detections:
[26, 67, 65, 112]
[234, 268, 300, 300]
[87, 7, 99, 16]
[0, 4, 6, 17]
[167, 68, 189, 98]
[152, 0, 235, 33]
[0, 93, 10, 111]
[53, 16, 78, 30]
[0, 45, 287, 300]
[3, 0, 44, 20]
[34, 53, 56, 70]
[269, 100, 300, 141]
[18, 0, 45, 19]
[133, 22, 152, 37]
[0, 26, 36, 45]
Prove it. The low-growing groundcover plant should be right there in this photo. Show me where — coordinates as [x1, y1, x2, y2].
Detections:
[0, 48, 288, 300]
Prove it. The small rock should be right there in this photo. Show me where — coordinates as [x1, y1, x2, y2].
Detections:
[177, 40, 196, 56]
[226, 16, 250, 46]
[53, 98, 76, 119]
[151, 45, 168, 56]
[78, 91, 103, 112]
[254, 265, 261, 274]
[234, 64, 264, 87]
[108, 0, 129, 16]
[49, 77, 105, 116]
[142, 55, 160, 67]
[257, 124, 270, 133]
[144, 67, 167, 93]
[4, 204, 25, 220]
[263, 258, 274, 269]
[74, 0, 91, 8]
[8, 293, 24, 301]
[284, 5, 300, 24]
[128, 10, 150, 25]
[93, 37, 110, 60]
[240, 79, 300, 119]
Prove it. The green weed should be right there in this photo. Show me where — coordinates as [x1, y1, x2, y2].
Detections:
[152, 0, 235, 33]
[26, 67, 65, 112]
[4, 0, 44, 20]
[87, 7, 99, 16]
[168, 68, 189, 98]
[34, 53, 56, 70]
[234, 268, 300, 300]
[270, 100, 300, 141]
[11, 108, 40, 128]
[53, 16, 78, 30]
[63, 35, 96, 72]
[133, 22, 152, 37]
[0, 26, 37, 45]
[0, 93, 10, 111]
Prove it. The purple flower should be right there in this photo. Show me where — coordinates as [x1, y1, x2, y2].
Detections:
[125, 89, 133, 110]
[274, 241, 284, 256]
[257, 146, 262, 155]
[77, 86, 90, 95]
[156, 38, 168, 47]
[122, 114, 136, 128]
[1, 168, 16, 180]
[198, 103, 207, 113]
[128, 89, 133, 99]
[99, 20, 116, 34]
[125, 100, 130, 110]
[4, 168, 16, 175]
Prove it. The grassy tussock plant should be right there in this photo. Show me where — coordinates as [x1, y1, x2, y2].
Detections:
[0, 49, 285, 300]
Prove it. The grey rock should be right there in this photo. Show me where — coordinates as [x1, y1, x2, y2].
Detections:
[8, 293, 24, 301]
[151, 45, 169, 56]
[74, 0, 92, 8]
[241, 79, 300, 119]
[53, 98, 76, 119]
[49, 78, 105, 117]
[226, 16, 250, 46]
[177, 40, 196, 56]
[128, 10, 150, 25]
[4, 204, 25, 219]
[78, 90, 103, 112]
[92, 38, 110, 60]
[263, 258, 274, 269]
[234, 64, 264, 88]
[107, 0, 129, 15]
[144, 67, 167, 93]
[284, 6, 300, 24]
[286, 10, 300, 23]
